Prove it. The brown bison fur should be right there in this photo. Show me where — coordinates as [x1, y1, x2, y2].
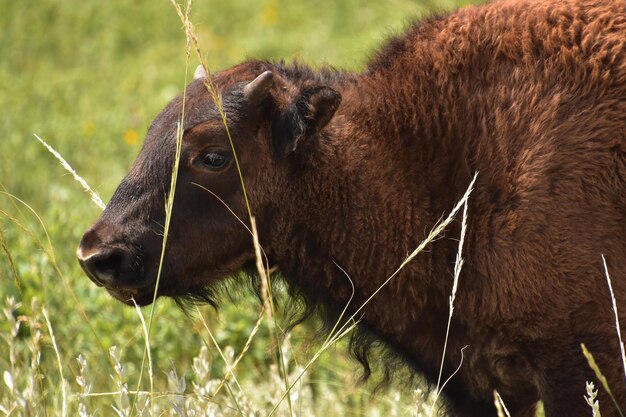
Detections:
[78, 0, 626, 415]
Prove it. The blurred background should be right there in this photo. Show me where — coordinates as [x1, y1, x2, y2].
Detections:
[1, 0, 476, 415]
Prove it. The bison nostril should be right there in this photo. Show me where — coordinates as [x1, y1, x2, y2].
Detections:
[78, 224, 145, 290]
[78, 248, 132, 288]
[92, 251, 123, 277]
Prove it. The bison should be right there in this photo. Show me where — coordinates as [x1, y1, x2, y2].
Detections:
[77, 0, 626, 415]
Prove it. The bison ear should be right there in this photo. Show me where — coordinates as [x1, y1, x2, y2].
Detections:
[273, 86, 342, 155]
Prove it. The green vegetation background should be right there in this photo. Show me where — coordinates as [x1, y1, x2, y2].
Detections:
[1, 0, 475, 414]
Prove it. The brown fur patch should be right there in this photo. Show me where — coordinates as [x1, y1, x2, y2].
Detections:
[80, 1, 626, 415]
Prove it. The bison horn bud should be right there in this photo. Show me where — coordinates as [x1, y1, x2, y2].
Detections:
[243, 71, 274, 105]
[194, 65, 208, 80]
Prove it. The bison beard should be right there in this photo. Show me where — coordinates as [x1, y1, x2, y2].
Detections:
[78, 0, 626, 416]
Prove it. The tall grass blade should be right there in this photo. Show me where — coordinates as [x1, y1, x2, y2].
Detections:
[194, 310, 249, 414]
[134, 2, 191, 412]
[199, 304, 266, 400]
[493, 391, 511, 417]
[33, 134, 106, 210]
[170, 6, 300, 416]
[432, 194, 470, 411]
[437, 345, 468, 394]
[266, 321, 359, 417]
[0, 226, 21, 291]
[199, 316, 244, 393]
[133, 300, 154, 410]
[42, 307, 67, 417]
[602, 255, 626, 382]
[251, 216, 294, 417]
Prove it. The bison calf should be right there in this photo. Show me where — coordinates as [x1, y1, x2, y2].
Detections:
[78, 0, 626, 415]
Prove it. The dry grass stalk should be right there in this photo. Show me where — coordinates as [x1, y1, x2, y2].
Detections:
[33, 133, 105, 210]
[493, 391, 511, 417]
[602, 254, 626, 382]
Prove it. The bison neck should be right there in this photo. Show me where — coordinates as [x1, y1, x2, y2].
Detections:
[269, 71, 476, 383]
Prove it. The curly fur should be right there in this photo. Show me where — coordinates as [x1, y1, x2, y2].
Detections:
[79, 1, 626, 416]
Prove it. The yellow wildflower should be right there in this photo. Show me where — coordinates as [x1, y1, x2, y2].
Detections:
[261, 3, 278, 27]
[83, 120, 96, 137]
[124, 128, 139, 146]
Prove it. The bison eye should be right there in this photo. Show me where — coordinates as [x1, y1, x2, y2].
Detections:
[199, 151, 230, 169]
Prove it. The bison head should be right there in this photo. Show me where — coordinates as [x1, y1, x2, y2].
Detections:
[77, 61, 342, 306]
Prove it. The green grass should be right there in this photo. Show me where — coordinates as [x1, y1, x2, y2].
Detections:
[1, 0, 483, 415]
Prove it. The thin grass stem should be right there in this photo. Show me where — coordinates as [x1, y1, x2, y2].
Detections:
[438, 345, 468, 394]
[0, 225, 21, 292]
[33, 134, 105, 210]
[432, 196, 470, 410]
[266, 321, 359, 417]
[493, 391, 512, 417]
[42, 307, 67, 417]
[251, 217, 294, 417]
[168, 7, 294, 416]
[203, 304, 266, 399]
[195, 308, 244, 392]
[602, 254, 626, 382]
[133, 300, 154, 408]
[268, 174, 477, 416]
[334, 173, 477, 348]
[133, 2, 191, 411]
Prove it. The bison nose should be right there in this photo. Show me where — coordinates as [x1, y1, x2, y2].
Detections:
[78, 247, 131, 287]
[77, 228, 134, 288]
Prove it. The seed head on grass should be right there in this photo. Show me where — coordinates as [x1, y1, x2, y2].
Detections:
[76, 354, 91, 417]
[110, 346, 131, 417]
[167, 368, 187, 414]
[585, 381, 602, 417]
[581, 343, 625, 417]
[33, 133, 105, 210]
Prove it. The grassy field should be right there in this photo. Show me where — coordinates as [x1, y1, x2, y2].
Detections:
[1, 0, 483, 415]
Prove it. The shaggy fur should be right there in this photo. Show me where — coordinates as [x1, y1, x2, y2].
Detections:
[78, 0, 626, 415]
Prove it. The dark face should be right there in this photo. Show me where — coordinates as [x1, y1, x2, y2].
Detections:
[77, 62, 341, 306]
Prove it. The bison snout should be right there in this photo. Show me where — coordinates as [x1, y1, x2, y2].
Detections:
[77, 227, 141, 289]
